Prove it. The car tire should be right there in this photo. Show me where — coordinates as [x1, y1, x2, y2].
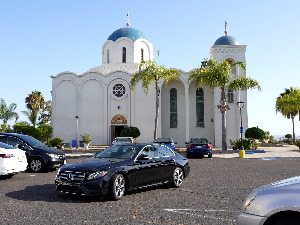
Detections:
[271, 215, 300, 225]
[172, 167, 184, 188]
[108, 174, 125, 200]
[28, 157, 45, 173]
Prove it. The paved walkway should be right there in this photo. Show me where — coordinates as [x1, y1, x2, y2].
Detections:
[65, 145, 300, 159]
[213, 145, 300, 159]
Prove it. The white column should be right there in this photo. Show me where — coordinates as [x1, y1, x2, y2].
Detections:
[185, 85, 190, 142]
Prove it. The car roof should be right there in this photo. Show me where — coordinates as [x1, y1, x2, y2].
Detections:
[0, 132, 27, 137]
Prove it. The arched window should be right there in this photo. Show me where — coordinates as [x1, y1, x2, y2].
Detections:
[196, 88, 204, 127]
[170, 88, 177, 128]
[141, 48, 144, 61]
[122, 47, 126, 63]
[107, 49, 110, 64]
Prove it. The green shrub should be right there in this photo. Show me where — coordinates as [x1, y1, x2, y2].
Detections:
[230, 139, 254, 150]
[295, 141, 300, 148]
[80, 133, 91, 144]
[49, 137, 64, 147]
[284, 139, 293, 145]
[120, 126, 141, 139]
[38, 124, 53, 144]
[13, 122, 42, 140]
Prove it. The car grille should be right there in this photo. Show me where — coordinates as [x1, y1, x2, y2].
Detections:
[58, 171, 86, 183]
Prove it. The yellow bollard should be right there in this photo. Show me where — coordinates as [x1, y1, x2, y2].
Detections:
[239, 150, 245, 158]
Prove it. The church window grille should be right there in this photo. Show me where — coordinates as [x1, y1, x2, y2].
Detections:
[141, 48, 144, 61]
[122, 47, 126, 63]
[227, 89, 234, 103]
[113, 84, 126, 98]
[196, 88, 204, 127]
[170, 88, 177, 128]
[107, 49, 109, 64]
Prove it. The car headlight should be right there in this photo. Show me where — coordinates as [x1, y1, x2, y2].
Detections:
[47, 153, 60, 159]
[87, 171, 107, 180]
[242, 191, 258, 211]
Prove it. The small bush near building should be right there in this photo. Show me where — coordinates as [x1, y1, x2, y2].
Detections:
[230, 139, 254, 150]
[120, 126, 141, 139]
[49, 137, 64, 147]
[13, 122, 42, 140]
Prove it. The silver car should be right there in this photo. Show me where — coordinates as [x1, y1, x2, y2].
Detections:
[236, 176, 300, 225]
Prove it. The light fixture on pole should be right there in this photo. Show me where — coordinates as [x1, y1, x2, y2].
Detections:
[75, 116, 79, 150]
[237, 101, 244, 150]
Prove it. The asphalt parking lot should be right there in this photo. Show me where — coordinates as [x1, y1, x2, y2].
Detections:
[1, 147, 300, 225]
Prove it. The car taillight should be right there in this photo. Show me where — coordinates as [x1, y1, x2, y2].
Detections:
[205, 144, 211, 148]
[188, 145, 195, 148]
[0, 154, 14, 158]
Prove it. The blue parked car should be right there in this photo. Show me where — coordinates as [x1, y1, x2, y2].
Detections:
[186, 138, 212, 158]
[153, 138, 177, 151]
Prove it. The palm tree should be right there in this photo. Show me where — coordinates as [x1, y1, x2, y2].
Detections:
[130, 53, 179, 140]
[189, 59, 261, 150]
[23, 91, 45, 127]
[276, 87, 300, 143]
[0, 98, 19, 125]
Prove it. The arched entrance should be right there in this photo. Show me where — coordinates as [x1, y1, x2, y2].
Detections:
[111, 114, 127, 143]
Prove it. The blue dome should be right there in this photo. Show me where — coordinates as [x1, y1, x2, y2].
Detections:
[107, 27, 146, 42]
[214, 35, 239, 46]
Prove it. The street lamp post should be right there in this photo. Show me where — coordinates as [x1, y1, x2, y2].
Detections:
[237, 101, 244, 150]
[75, 116, 79, 150]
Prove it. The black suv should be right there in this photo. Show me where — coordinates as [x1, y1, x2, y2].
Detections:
[0, 133, 66, 172]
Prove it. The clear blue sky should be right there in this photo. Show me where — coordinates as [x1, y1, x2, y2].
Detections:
[0, 0, 299, 138]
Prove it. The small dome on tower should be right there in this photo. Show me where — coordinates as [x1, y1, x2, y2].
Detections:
[107, 27, 146, 42]
[214, 35, 240, 46]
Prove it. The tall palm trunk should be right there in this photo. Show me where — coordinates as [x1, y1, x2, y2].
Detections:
[292, 116, 295, 144]
[218, 88, 229, 150]
[154, 79, 160, 140]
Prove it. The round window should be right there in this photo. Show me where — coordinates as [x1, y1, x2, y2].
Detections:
[113, 84, 126, 98]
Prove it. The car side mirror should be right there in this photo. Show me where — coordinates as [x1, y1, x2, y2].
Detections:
[174, 142, 177, 144]
[185, 142, 189, 145]
[18, 144, 26, 150]
[137, 154, 149, 161]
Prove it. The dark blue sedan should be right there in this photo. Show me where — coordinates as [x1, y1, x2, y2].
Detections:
[186, 138, 212, 158]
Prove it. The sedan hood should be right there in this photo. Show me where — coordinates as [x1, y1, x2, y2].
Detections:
[61, 158, 127, 172]
[34, 146, 65, 155]
[254, 176, 300, 193]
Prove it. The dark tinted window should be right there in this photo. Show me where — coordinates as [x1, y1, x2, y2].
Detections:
[0, 141, 15, 149]
[7, 136, 23, 148]
[97, 145, 141, 159]
[0, 135, 7, 144]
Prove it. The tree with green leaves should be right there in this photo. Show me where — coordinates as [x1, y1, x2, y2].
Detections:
[130, 51, 179, 140]
[245, 127, 265, 151]
[0, 98, 19, 126]
[38, 100, 52, 125]
[22, 91, 45, 127]
[276, 87, 300, 143]
[189, 59, 261, 150]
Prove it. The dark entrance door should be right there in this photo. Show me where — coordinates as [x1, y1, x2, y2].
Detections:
[111, 125, 126, 143]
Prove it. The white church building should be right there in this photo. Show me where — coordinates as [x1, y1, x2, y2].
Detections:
[51, 21, 248, 148]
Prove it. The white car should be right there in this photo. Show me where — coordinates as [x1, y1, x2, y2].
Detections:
[236, 176, 300, 225]
[0, 142, 27, 176]
[111, 137, 135, 146]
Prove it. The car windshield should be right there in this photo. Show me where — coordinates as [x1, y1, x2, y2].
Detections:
[96, 145, 142, 159]
[0, 142, 15, 149]
[154, 138, 171, 143]
[190, 138, 208, 144]
[20, 135, 46, 147]
[114, 138, 132, 143]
